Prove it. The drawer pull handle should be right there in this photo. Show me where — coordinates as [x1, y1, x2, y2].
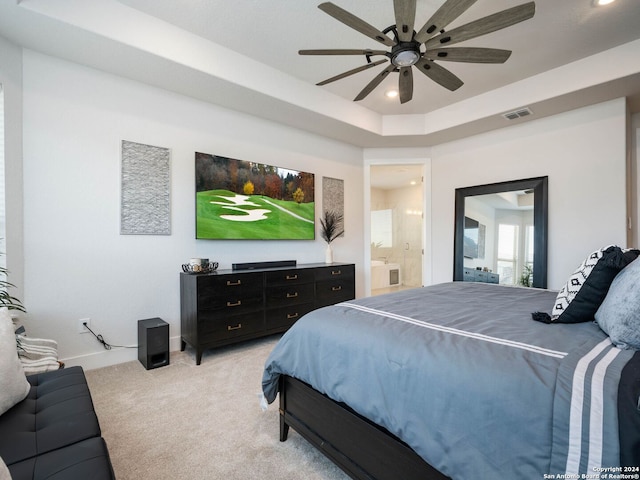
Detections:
[287, 313, 299, 319]
[332, 286, 342, 292]
[227, 280, 242, 286]
[331, 270, 342, 275]
[227, 300, 242, 307]
[286, 274, 298, 280]
[227, 324, 242, 331]
[286, 292, 298, 298]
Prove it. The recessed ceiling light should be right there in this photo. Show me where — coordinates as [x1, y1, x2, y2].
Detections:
[594, 0, 615, 5]
[385, 90, 399, 99]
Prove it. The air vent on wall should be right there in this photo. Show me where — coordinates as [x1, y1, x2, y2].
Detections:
[502, 107, 533, 120]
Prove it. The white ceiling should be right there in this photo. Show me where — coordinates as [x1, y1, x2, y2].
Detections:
[0, 0, 639, 147]
[116, 0, 640, 115]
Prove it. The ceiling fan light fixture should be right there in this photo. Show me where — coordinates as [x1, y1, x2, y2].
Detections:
[385, 89, 399, 98]
[392, 49, 421, 67]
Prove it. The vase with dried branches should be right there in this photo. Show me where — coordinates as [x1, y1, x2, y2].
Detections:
[320, 210, 344, 264]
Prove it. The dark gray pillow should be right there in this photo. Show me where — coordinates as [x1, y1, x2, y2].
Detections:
[595, 257, 640, 350]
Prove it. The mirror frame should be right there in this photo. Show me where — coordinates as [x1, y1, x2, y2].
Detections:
[453, 176, 548, 289]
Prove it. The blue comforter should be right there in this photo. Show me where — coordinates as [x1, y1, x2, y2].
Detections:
[262, 282, 634, 479]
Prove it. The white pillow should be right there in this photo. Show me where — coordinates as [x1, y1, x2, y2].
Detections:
[595, 257, 640, 349]
[0, 455, 11, 480]
[0, 308, 30, 416]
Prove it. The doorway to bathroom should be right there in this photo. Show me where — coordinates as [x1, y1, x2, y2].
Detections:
[369, 164, 424, 296]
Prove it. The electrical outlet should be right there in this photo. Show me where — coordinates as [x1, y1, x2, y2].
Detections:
[78, 318, 91, 334]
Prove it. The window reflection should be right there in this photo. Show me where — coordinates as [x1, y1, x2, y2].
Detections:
[371, 209, 393, 248]
[497, 224, 518, 285]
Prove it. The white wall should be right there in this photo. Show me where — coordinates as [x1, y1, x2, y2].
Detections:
[0, 36, 24, 303]
[20, 50, 365, 369]
[430, 99, 629, 290]
[632, 112, 640, 248]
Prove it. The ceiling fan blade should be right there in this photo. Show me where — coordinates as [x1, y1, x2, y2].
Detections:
[425, 2, 535, 49]
[399, 66, 413, 104]
[414, 0, 477, 44]
[318, 2, 395, 47]
[424, 47, 512, 63]
[317, 59, 388, 86]
[394, 0, 417, 42]
[415, 58, 463, 91]
[354, 64, 397, 101]
[299, 49, 388, 56]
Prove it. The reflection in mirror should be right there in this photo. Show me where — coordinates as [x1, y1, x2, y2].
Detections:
[454, 177, 548, 289]
[464, 193, 534, 286]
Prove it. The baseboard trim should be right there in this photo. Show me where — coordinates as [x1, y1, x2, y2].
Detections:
[61, 335, 183, 371]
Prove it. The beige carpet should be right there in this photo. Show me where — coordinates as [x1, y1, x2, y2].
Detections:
[85, 336, 348, 480]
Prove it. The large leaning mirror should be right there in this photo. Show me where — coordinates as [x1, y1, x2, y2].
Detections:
[454, 176, 548, 289]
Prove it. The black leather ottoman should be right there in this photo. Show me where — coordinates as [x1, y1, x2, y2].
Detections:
[0, 366, 115, 480]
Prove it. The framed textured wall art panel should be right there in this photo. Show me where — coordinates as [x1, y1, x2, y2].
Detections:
[322, 176, 344, 236]
[120, 140, 171, 235]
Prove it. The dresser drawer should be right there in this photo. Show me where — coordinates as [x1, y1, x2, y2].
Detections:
[266, 283, 315, 308]
[474, 270, 488, 282]
[266, 302, 314, 331]
[265, 268, 314, 286]
[198, 311, 264, 343]
[316, 278, 355, 307]
[196, 272, 263, 308]
[463, 267, 475, 282]
[199, 271, 263, 290]
[315, 264, 354, 282]
[197, 294, 262, 314]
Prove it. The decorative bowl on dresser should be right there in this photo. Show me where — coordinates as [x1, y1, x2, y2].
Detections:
[179, 262, 355, 364]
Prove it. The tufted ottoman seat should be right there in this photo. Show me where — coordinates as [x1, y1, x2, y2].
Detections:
[0, 366, 114, 480]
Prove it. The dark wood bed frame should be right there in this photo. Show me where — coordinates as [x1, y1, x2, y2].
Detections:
[278, 375, 450, 480]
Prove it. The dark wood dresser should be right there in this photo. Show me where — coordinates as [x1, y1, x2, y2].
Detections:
[462, 266, 499, 284]
[180, 262, 355, 364]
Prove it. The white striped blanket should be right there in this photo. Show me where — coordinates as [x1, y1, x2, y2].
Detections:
[16, 334, 60, 375]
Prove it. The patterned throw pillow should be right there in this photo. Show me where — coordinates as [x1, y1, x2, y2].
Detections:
[533, 246, 639, 324]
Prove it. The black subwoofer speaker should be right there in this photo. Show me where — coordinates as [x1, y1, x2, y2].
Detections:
[138, 317, 169, 370]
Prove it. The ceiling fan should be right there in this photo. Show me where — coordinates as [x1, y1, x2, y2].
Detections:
[300, 0, 536, 104]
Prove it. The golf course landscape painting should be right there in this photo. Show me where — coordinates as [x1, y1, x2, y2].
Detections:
[195, 152, 315, 240]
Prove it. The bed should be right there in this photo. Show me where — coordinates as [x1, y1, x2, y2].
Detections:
[262, 281, 640, 480]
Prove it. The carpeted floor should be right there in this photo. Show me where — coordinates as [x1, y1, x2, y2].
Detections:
[85, 336, 348, 480]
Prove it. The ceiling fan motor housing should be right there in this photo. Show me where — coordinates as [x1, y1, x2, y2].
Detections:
[390, 40, 422, 67]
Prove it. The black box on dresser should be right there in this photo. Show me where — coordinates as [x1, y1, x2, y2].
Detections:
[179, 262, 355, 364]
